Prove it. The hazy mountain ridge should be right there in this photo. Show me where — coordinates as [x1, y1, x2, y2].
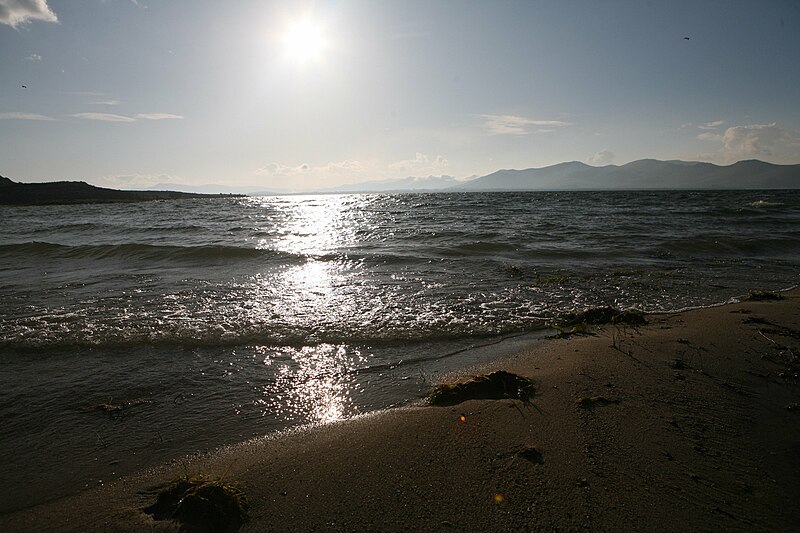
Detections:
[320, 175, 462, 193]
[451, 159, 800, 191]
[2, 159, 798, 202]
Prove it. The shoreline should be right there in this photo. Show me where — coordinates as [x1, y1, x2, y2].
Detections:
[2, 289, 799, 531]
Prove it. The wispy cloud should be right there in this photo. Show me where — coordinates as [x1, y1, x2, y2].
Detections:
[698, 120, 724, 130]
[92, 173, 180, 189]
[696, 132, 721, 142]
[135, 113, 183, 120]
[90, 100, 121, 106]
[72, 112, 136, 122]
[254, 153, 452, 190]
[25, 53, 42, 61]
[0, 0, 58, 28]
[0, 111, 55, 121]
[480, 114, 571, 135]
[71, 112, 183, 122]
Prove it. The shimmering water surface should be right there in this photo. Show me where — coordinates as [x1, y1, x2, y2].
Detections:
[1, 190, 799, 511]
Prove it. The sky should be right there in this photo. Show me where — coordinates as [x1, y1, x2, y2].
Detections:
[1, 0, 800, 192]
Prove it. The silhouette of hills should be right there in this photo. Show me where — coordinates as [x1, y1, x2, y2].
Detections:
[0, 177, 242, 205]
[3, 159, 798, 202]
[450, 159, 800, 191]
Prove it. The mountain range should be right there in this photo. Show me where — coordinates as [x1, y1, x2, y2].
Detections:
[449, 159, 800, 191]
[2, 159, 799, 204]
[282, 159, 799, 193]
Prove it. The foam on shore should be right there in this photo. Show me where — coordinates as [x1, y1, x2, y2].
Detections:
[3, 289, 799, 531]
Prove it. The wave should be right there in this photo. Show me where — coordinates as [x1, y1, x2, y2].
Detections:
[30, 222, 105, 233]
[440, 241, 519, 255]
[0, 242, 291, 262]
[30, 223, 208, 235]
[0, 316, 549, 352]
[750, 200, 785, 208]
[656, 235, 800, 257]
[0, 241, 534, 268]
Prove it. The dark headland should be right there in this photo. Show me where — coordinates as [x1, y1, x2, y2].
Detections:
[0, 176, 243, 205]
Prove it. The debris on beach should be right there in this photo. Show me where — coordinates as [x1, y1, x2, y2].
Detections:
[428, 370, 535, 406]
[144, 474, 249, 532]
[576, 396, 620, 409]
[559, 306, 647, 328]
[550, 306, 646, 337]
[517, 445, 544, 464]
[744, 290, 784, 301]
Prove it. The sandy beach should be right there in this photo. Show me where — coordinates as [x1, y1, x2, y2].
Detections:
[2, 289, 799, 532]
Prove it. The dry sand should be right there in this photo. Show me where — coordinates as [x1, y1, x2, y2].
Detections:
[2, 290, 799, 532]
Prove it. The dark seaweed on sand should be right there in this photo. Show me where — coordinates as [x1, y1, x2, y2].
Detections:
[144, 474, 249, 532]
[559, 306, 647, 328]
[744, 290, 784, 302]
[428, 370, 536, 406]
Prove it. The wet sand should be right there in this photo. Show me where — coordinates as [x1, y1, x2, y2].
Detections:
[2, 289, 799, 532]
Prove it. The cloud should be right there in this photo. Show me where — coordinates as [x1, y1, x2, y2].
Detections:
[721, 123, 790, 158]
[255, 162, 301, 176]
[587, 150, 615, 165]
[480, 114, 571, 135]
[25, 53, 42, 61]
[71, 112, 183, 122]
[92, 173, 181, 189]
[254, 154, 453, 190]
[698, 122, 800, 164]
[696, 132, 722, 142]
[0, 0, 58, 27]
[0, 111, 55, 120]
[135, 113, 184, 120]
[91, 100, 121, 106]
[388, 152, 449, 172]
[72, 112, 136, 122]
[698, 120, 724, 130]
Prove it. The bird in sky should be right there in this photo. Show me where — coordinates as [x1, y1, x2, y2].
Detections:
[21, 85, 27, 88]
[684, 37, 690, 40]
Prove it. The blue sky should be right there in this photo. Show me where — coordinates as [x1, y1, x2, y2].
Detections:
[1, 0, 799, 191]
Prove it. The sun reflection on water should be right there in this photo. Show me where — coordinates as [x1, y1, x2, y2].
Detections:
[258, 344, 365, 424]
[247, 196, 370, 425]
[269, 194, 359, 256]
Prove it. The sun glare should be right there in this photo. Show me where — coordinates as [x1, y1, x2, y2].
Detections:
[283, 18, 327, 65]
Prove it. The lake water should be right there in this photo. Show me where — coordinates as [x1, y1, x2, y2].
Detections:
[1, 190, 799, 511]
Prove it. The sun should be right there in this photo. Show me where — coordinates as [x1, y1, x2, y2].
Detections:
[282, 18, 327, 65]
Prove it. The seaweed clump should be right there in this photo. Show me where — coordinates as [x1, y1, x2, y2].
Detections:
[744, 290, 784, 302]
[550, 306, 646, 338]
[558, 306, 647, 329]
[144, 474, 249, 532]
[428, 370, 535, 406]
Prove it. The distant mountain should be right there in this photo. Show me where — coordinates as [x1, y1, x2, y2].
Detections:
[150, 182, 284, 196]
[450, 159, 800, 191]
[4, 159, 798, 203]
[0, 177, 242, 205]
[318, 175, 462, 193]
